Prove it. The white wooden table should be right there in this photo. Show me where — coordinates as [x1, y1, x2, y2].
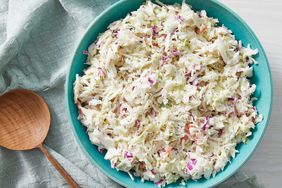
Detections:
[220, 1, 282, 187]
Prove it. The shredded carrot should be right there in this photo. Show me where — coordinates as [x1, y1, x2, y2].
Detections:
[165, 146, 173, 155]
[200, 25, 208, 33]
[184, 122, 192, 134]
[139, 162, 146, 171]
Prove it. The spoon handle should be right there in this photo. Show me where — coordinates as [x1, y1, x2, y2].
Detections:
[38, 144, 80, 188]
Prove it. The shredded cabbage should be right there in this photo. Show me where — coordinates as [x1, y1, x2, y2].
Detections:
[74, 1, 262, 186]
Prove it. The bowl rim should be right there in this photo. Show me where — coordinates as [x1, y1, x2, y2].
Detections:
[65, 0, 273, 187]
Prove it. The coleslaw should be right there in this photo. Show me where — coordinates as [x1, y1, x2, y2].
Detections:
[74, 1, 262, 186]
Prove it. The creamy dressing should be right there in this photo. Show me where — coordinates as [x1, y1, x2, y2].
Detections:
[74, 1, 262, 186]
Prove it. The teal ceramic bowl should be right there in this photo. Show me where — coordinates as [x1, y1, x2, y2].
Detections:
[66, 0, 272, 187]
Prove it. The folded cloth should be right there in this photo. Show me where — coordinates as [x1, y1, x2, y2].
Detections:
[0, 0, 264, 187]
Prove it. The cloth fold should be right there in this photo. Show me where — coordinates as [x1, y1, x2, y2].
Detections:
[0, 0, 263, 187]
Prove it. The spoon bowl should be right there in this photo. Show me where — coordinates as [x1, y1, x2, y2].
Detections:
[0, 89, 50, 150]
[0, 89, 79, 188]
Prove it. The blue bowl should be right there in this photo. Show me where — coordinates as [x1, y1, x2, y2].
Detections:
[66, 0, 272, 187]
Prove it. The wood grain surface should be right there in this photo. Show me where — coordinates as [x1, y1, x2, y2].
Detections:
[220, 1, 282, 187]
[0, 89, 50, 150]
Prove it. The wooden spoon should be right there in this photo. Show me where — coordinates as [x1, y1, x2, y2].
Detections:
[0, 89, 80, 188]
